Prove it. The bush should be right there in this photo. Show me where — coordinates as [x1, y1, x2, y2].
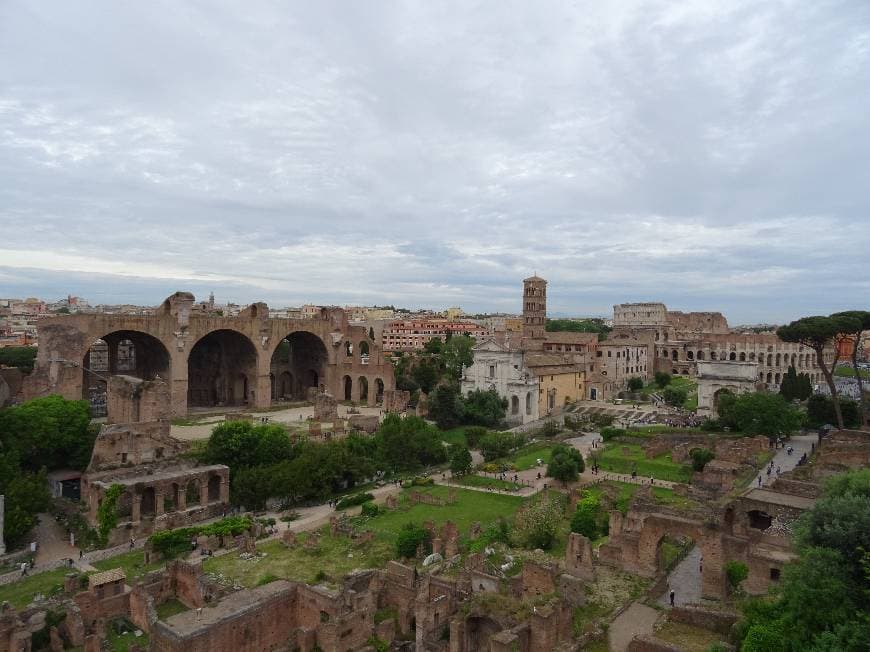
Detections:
[663, 386, 688, 407]
[409, 476, 434, 487]
[570, 494, 607, 540]
[335, 492, 375, 509]
[537, 420, 560, 438]
[599, 427, 626, 441]
[149, 516, 253, 557]
[701, 418, 721, 431]
[627, 377, 644, 392]
[395, 522, 430, 558]
[462, 389, 508, 429]
[546, 444, 585, 485]
[690, 448, 715, 472]
[511, 492, 565, 550]
[806, 395, 860, 428]
[464, 426, 488, 448]
[654, 371, 672, 388]
[360, 502, 379, 517]
[480, 431, 524, 461]
[725, 560, 748, 592]
[591, 413, 615, 428]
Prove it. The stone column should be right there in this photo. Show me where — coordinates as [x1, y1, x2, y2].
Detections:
[177, 489, 187, 512]
[131, 492, 141, 524]
[367, 378, 377, 407]
[220, 476, 230, 504]
[254, 374, 271, 409]
[200, 477, 210, 506]
[155, 490, 165, 517]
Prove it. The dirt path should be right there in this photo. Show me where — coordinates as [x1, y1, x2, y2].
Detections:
[658, 546, 702, 608]
[608, 601, 660, 651]
[752, 433, 816, 489]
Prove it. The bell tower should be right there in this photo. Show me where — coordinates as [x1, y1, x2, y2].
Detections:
[522, 275, 547, 348]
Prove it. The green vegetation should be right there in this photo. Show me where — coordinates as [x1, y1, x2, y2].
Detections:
[97, 484, 124, 544]
[595, 443, 693, 483]
[0, 567, 71, 609]
[479, 431, 526, 461]
[806, 394, 861, 428]
[395, 522, 431, 558]
[736, 469, 870, 650]
[335, 492, 375, 510]
[0, 346, 37, 373]
[155, 598, 189, 620]
[654, 371, 672, 388]
[452, 474, 521, 491]
[510, 443, 553, 470]
[716, 391, 802, 439]
[834, 366, 870, 379]
[690, 448, 714, 472]
[779, 366, 813, 401]
[510, 492, 565, 550]
[429, 385, 508, 430]
[91, 550, 165, 580]
[655, 621, 728, 651]
[725, 560, 748, 593]
[545, 318, 612, 340]
[148, 516, 254, 557]
[546, 444, 585, 486]
[438, 426, 470, 447]
[448, 445, 473, 475]
[107, 622, 149, 652]
[571, 493, 608, 540]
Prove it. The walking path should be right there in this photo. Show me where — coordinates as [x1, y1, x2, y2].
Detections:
[752, 433, 816, 489]
[658, 546, 702, 608]
[608, 601, 660, 651]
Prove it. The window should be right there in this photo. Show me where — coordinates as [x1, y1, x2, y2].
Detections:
[489, 365, 495, 378]
[770, 568, 781, 581]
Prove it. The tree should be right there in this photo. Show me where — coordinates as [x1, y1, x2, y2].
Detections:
[690, 448, 715, 472]
[423, 338, 444, 355]
[778, 314, 862, 429]
[662, 385, 687, 407]
[464, 426, 488, 449]
[427, 384, 464, 430]
[719, 392, 802, 439]
[546, 444, 585, 486]
[442, 335, 475, 381]
[0, 346, 37, 373]
[449, 445, 473, 475]
[511, 492, 564, 550]
[1, 469, 51, 546]
[570, 494, 607, 540]
[627, 377, 644, 392]
[0, 395, 96, 471]
[654, 371, 672, 388]
[411, 359, 440, 394]
[725, 560, 749, 593]
[204, 421, 293, 468]
[806, 395, 860, 428]
[462, 389, 507, 428]
[396, 522, 430, 558]
[831, 310, 870, 427]
[780, 366, 814, 402]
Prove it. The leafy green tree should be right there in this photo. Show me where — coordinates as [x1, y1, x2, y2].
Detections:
[654, 371, 672, 388]
[376, 413, 446, 471]
[778, 314, 862, 429]
[806, 395, 860, 428]
[479, 431, 523, 461]
[411, 358, 440, 394]
[690, 448, 715, 472]
[780, 366, 814, 402]
[449, 445, 473, 475]
[204, 421, 293, 468]
[718, 392, 801, 439]
[0, 395, 95, 470]
[570, 494, 606, 540]
[395, 522, 430, 558]
[546, 444, 584, 486]
[462, 389, 507, 428]
[662, 385, 687, 407]
[464, 426, 488, 449]
[0, 346, 37, 373]
[427, 384, 464, 430]
[423, 338, 444, 355]
[511, 492, 564, 550]
[2, 469, 51, 546]
[442, 335, 475, 380]
[725, 560, 748, 592]
[627, 377, 644, 392]
[545, 318, 612, 340]
[831, 310, 870, 428]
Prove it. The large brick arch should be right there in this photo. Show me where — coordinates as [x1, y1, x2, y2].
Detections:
[25, 292, 396, 416]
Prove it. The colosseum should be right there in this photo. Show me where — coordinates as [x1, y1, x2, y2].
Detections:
[25, 292, 395, 416]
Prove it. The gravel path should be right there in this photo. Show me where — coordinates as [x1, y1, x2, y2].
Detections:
[609, 601, 660, 651]
[658, 546, 702, 608]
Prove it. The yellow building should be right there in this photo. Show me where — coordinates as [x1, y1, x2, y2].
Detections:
[526, 354, 587, 416]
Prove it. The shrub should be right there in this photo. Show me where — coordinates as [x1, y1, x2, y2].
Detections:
[537, 420, 560, 438]
[570, 494, 607, 540]
[464, 426, 488, 448]
[690, 448, 715, 472]
[701, 418, 721, 431]
[409, 476, 434, 487]
[725, 560, 749, 592]
[654, 371, 672, 388]
[591, 413, 615, 428]
[627, 377, 644, 392]
[360, 502, 379, 517]
[148, 516, 253, 557]
[663, 386, 688, 407]
[395, 522, 430, 558]
[511, 492, 565, 550]
[335, 492, 375, 509]
[599, 427, 626, 441]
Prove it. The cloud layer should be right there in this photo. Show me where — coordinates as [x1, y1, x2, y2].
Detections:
[1, 0, 868, 322]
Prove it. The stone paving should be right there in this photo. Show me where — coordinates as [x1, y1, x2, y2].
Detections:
[658, 546, 702, 608]
[751, 433, 816, 489]
[608, 601, 661, 652]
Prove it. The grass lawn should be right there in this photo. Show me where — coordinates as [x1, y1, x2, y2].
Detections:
[107, 625, 148, 652]
[155, 598, 190, 620]
[438, 427, 468, 447]
[91, 550, 165, 580]
[834, 366, 870, 380]
[509, 443, 554, 471]
[453, 474, 522, 492]
[0, 567, 72, 609]
[204, 486, 524, 589]
[594, 443, 693, 483]
[358, 486, 524, 536]
[579, 480, 698, 513]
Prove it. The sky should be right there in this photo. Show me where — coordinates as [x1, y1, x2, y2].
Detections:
[1, 0, 868, 323]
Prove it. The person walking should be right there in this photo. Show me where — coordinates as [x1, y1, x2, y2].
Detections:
[669, 589, 675, 606]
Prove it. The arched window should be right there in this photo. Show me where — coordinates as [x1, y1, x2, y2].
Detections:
[511, 396, 519, 415]
[525, 392, 532, 414]
[729, 352, 736, 361]
[739, 352, 746, 361]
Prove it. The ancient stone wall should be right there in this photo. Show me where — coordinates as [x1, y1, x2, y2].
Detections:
[668, 605, 738, 635]
[107, 375, 172, 424]
[87, 421, 186, 471]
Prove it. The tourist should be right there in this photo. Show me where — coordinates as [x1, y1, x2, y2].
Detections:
[757, 476, 762, 487]
[129, 536, 135, 550]
[20, 562, 27, 577]
[669, 589, 675, 606]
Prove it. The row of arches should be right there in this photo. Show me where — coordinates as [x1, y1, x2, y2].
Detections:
[82, 328, 332, 412]
[661, 348, 818, 368]
[509, 392, 533, 416]
[341, 375, 385, 404]
[115, 474, 223, 520]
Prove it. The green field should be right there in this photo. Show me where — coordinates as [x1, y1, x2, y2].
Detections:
[438, 427, 469, 447]
[0, 567, 71, 609]
[509, 443, 554, 471]
[834, 366, 870, 380]
[204, 486, 524, 588]
[593, 443, 693, 483]
[91, 550, 165, 580]
[453, 474, 522, 492]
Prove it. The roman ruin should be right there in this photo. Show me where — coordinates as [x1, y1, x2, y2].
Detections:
[24, 291, 395, 417]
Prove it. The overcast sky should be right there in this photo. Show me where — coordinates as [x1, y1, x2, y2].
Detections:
[1, 1, 868, 323]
